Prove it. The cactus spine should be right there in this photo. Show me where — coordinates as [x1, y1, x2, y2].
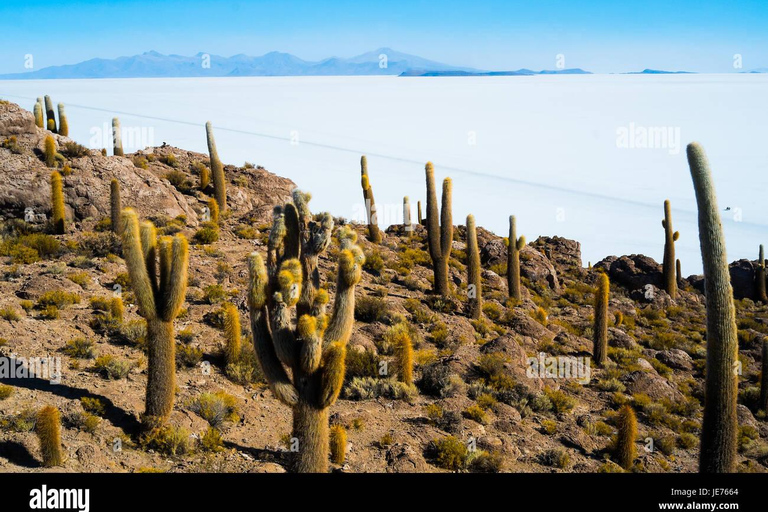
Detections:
[33, 100, 44, 128]
[466, 214, 482, 319]
[686, 142, 738, 474]
[120, 209, 188, 427]
[57, 103, 68, 137]
[403, 196, 412, 235]
[425, 162, 453, 296]
[112, 118, 123, 156]
[223, 302, 241, 365]
[247, 189, 364, 472]
[36, 406, 63, 467]
[329, 424, 347, 464]
[756, 245, 767, 303]
[593, 272, 609, 366]
[360, 156, 382, 243]
[507, 215, 525, 301]
[616, 404, 637, 470]
[44, 95, 56, 133]
[110, 179, 121, 234]
[662, 199, 679, 298]
[205, 122, 226, 212]
[50, 171, 65, 234]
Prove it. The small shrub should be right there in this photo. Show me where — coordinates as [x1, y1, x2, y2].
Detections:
[200, 426, 224, 452]
[0, 306, 20, 321]
[0, 384, 13, 400]
[538, 448, 570, 468]
[463, 405, 488, 424]
[203, 284, 227, 304]
[67, 272, 90, 289]
[193, 224, 219, 245]
[363, 250, 385, 275]
[63, 338, 95, 359]
[354, 295, 389, 323]
[141, 425, 192, 457]
[467, 450, 504, 473]
[186, 391, 238, 428]
[39, 305, 60, 319]
[93, 355, 132, 379]
[80, 397, 107, 416]
[36, 290, 80, 309]
[176, 343, 203, 368]
[429, 436, 468, 471]
[544, 388, 576, 414]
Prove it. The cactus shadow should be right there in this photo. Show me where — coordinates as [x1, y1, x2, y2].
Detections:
[223, 440, 291, 468]
[0, 440, 40, 468]
[0, 376, 142, 435]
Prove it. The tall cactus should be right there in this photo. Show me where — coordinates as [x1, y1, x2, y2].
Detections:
[50, 171, 65, 234]
[206, 122, 226, 212]
[616, 404, 637, 470]
[425, 162, 453, 296]
[57, 103, 68, 137]
[360, 156, 382, 243]
[403, 196, 412, 235]
[507, 215, 525, 301]
[676, 258, 682, 286]
[686, 142, 738, 474]
[593, 272, 609, 366]
[247, 189, 364, 472]
[44, 95, 56, 133]
[120, 209, 188, 427]
[110, 179, 121, 234]
[33, 100, 44, 128]
[223, 302, 241, 365]
[417, 200, 423, 225]
[662, 199, 680, 298]
[466, 214, 482, 319]
[756, 245, 767, 303]
[112, 118, 124, 156]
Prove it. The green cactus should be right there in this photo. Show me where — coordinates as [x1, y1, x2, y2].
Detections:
[36, 406, 63, 467]
[57, 103, 68, 137]
[247, 189, 364, 472]
[112, 118, 124, 156]
[417, 200, 423, 225]
[403, 196, 412, 236]
[662, 199, 679, 298]
[110, 179, 121, 234]
[44, 95, 56, 133]
[676, 258, 682, 286]
[466, 214, 482, 319]
[686, 142, 738, 473]
[507, 215, 525, 301]
[593, 272, 609, 366]
[33, 100, 44, 128]
[615, 404, 637, 470]
[425, 162, 453, 296]
[50, 171, 65, 234]
[205, 122, 226, 212]
[223, 302, 241, 365]
[360, 156, 382, 243]
[44, 135, 58, 168]
[120, 208, 189, 428]
[756, 245, 767, 303]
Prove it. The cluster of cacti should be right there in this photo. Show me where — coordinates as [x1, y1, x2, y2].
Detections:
[686, 142, 738, 474]
[110, 179, 121, 234]
[756, 244, 767, 303]
[247, 189, 364, 472]
[403, 196, 412, 235]
[120, 208, 189, 428]
[466, 214, 482, 319]
[57, 103, 69, 137]
[205, 122, 226, 212]
[223, 302, 241, 365]
[112, 118, 124, 157]
[36, 406, 63, 467]
[507, 215, 525, 301]
[50, 171, 66, 234]
[360, 156, 382, 243]
[44, 95, 57, 133]
[615, 404, 637, 470]
[425, 162, 453, 296]
[33, 98, 44, 128]
[662, 199, 680, 299]
[593, 272, 609, 366]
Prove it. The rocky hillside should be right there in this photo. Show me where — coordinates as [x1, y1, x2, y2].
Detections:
[0, 99, 766, 473]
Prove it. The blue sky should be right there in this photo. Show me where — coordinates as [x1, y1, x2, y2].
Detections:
[1, 0, 766, 74]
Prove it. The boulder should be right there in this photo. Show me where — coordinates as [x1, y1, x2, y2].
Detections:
[622, 371, 682, 401]
[598, 254, 663, 291]
[655, 349, 693, 371]
[529, 236, 582, 273]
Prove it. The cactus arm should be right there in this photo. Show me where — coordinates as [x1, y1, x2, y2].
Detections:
[298, 315, 323, 374]
[161, 235, 188, 321]
[283, 203, 301, 260]
[121, 209, 157, 320]
[687, 142, 738, 473]
[158, 236, 172, 303]
[112, 118, 123, 156]
[317, 342, 346, 408]
[324, 229, 364, 345]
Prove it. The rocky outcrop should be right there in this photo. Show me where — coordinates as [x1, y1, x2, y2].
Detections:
[529, 236, 582, 273]
[480, 238, 561, 292]
[596, 254, 663, 291]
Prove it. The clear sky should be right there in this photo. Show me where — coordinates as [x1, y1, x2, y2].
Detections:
[1, 0, 766, 74]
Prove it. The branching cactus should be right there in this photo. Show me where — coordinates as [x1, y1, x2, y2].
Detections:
[51, 171, 65, 234]
[44, 95, 56, 133]
[756, 245, 767, 303]
[593, 272, 609, 366]
[403, 196, 412, 235]
[112, 118, 124, 156]
[425, 162, 453, 296]
[662, 200, 680, 298]
[206, 122, 226, 212]
[466, 214, 482, 319]
[110, 179, 121, 234]
[687, 142, 738, 473]
[33, 100, 44, 128]
[57, 103, 69, 137]
[247, 189, 365, 472]
[360, 156, 382, 243]
[507, 215, 525, 301]
[120, 208, 189, 428]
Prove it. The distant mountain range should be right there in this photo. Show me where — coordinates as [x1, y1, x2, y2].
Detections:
[400, 68, 591, 77]
[0, 48, 480, 79]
